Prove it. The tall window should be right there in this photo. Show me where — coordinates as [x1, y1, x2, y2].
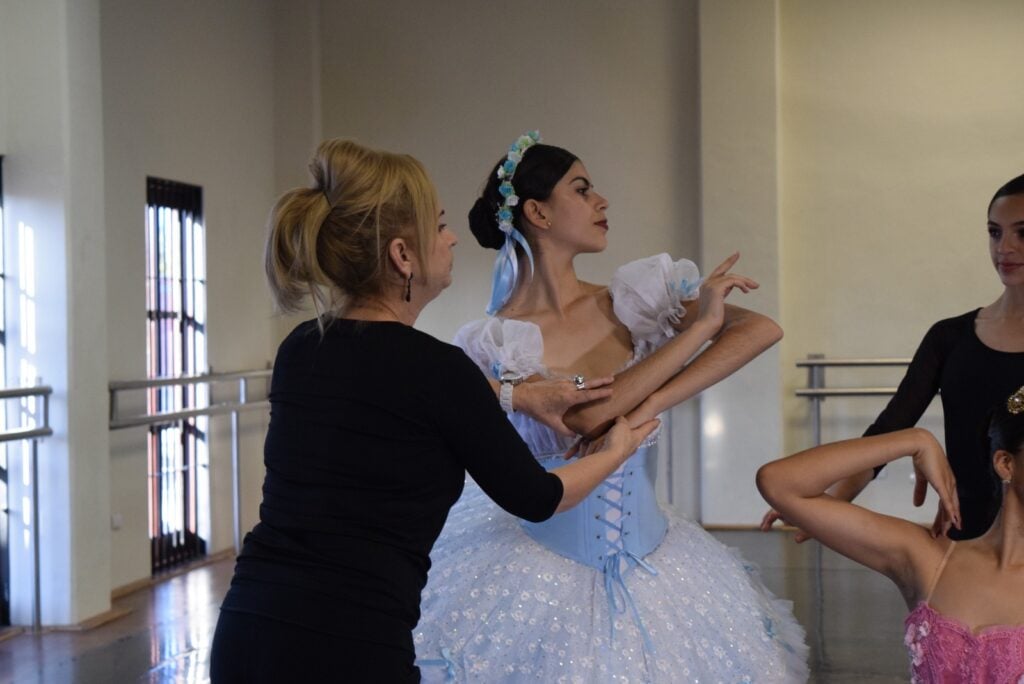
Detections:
[145, 177, 208, 573]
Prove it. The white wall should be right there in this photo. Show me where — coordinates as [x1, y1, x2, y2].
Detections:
[1, 0, 111, 625]
[778, 0, 1024, 521]
[101, 0, 278, 589]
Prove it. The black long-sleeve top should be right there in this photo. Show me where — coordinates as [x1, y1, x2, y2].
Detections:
[220, 319, 563, 654]
[865, 309, 1024, 538]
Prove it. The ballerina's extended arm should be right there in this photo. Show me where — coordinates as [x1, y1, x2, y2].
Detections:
[563, 253, 778, 438]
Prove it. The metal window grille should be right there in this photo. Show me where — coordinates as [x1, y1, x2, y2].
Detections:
[145, 177, 208, 573]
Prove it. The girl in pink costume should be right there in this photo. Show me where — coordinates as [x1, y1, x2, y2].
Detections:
[759, 388, 1024, 682]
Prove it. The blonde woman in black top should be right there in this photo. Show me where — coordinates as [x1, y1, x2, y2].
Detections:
[208, 139, 662, 683]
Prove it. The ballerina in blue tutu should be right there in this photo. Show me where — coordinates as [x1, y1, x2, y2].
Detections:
[415, 133, 808, 683]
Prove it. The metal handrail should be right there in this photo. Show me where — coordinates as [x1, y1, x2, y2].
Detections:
[798, 355, 910, 445]
[795, 357, 910, 368]
[108, 369, 272, 428]
[796, 387, 899, 398]
[0, 385, 53, 632]
[108, 369, 272, 392]
[108, 368, 271, 556]
[109, 400, 270, 430]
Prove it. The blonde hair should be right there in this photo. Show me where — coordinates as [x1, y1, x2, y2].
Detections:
[265, 138, 439, 316]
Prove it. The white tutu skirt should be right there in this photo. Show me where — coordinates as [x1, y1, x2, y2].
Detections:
[415, 483, 809, 683]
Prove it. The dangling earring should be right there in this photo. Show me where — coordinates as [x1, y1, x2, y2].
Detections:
[405, 273, 413, 302]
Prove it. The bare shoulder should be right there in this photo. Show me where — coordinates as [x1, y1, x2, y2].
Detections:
[901, 532, 957, 605]
[579, 280, 608, 297]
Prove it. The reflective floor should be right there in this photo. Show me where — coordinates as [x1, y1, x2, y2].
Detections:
[0, 530, 909, 683]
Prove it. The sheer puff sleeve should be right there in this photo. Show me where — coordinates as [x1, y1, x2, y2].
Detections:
[452, 317, 547, 379]
[609, 253, 701, 359]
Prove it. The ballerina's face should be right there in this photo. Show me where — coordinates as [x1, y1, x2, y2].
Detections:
[538, 161, 610, 254]
[989, 193, 1024, 288]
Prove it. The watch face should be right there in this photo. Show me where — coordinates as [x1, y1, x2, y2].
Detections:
[500, 371, 524, 385]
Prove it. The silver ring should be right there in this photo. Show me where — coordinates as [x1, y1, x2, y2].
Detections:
[572, 374, 586, 391]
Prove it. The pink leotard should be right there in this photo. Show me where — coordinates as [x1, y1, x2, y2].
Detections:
[904, 542, 1024, 683]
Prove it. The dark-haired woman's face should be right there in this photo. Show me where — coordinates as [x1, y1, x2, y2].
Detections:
[538, 161, 610, 255]
[989, 194, 1024, 287]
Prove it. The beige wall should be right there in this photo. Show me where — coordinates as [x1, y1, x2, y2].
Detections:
[779, 0, 1024, 520]
[315, 0, 706, 514]
[698, 0, 784, 524]
[317, 0, 701, 342]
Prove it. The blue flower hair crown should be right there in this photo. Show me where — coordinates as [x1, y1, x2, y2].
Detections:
[486, 130, 540, 316]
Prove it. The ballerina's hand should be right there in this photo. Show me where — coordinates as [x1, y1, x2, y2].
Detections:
[697, 252, 759, 334]
[516, 376, 614, 437]
[929, 504, 952, 539]
[910, 431, 961, 535]
[759, 508, 813, 543]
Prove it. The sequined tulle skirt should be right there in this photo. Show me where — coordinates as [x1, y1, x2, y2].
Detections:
[415, 483, 809, 683]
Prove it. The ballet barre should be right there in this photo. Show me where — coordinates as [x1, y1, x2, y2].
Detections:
[108, 369, 272, 556]
[796, 356, 911, 446]
[0, 384, 53, 632]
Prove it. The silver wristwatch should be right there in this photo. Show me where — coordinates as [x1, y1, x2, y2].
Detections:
[499, 371, 524, 413]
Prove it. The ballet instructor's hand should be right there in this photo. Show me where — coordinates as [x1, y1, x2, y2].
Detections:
[697, 252, 759, 334]
[515, 376, 614, 437]
[562, 416, 660, 460]
[599, 416, 661, 459]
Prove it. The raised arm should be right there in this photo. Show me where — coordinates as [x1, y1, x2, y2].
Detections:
[756, 428, 959, 595]
[564, 254, 759, 438]
[624, 304, 781, 426]
[763, 321, 948, 537]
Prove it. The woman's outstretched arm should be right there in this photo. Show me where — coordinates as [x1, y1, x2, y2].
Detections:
[757, 429, 959, 592]
[563, 254, 758, 437]
[623, 304, 782, 427]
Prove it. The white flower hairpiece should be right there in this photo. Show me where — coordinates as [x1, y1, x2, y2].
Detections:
[495, 130, 541, 233]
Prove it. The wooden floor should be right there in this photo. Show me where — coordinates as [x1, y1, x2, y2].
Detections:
[0, 558, 231, 684]
[0, 531, 910, 683]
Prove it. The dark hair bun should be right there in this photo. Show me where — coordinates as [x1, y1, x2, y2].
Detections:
[468, 196, 505, 249]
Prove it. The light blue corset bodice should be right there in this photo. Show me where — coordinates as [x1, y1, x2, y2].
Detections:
[522, 444, 667, 569]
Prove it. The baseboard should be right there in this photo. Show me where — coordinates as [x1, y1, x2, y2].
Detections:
[0, 626, 25, 643]
[49, 606, 134, 632]
[111, 547, 235, 600]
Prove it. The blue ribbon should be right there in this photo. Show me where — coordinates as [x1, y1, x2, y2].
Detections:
[485, 228, 534, 316]
[416, 646, 457, 681]
[602, 551, 659, 663]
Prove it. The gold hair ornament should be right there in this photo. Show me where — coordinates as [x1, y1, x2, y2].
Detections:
[1008, 386, 1024, 415]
